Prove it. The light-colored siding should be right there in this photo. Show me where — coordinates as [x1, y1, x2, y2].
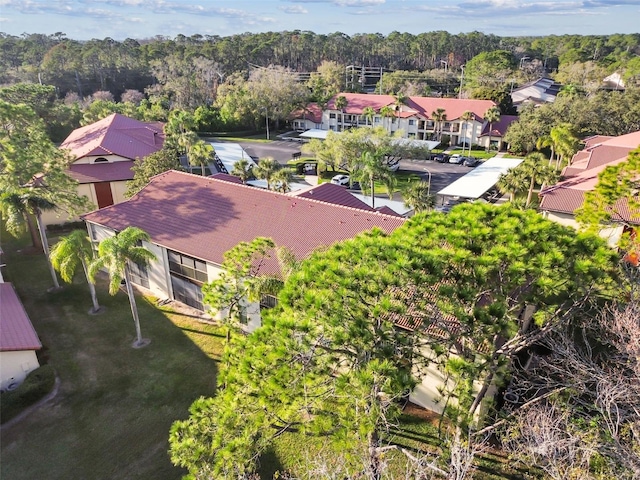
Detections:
[0, 350, 40, 391]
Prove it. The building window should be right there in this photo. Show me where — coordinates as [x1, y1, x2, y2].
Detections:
[374, 117, 381, 124]
[408, 119, 415, 126]
[94, 157, 109, 163]
[408, 133, 416, 138]
[88, 223, 98, 241]
[329, 113, 336, 119]
[129, 261, 150, 288]
[168, 251, 208, 284]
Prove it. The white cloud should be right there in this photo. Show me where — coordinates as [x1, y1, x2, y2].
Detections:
[279, 5, 309, 14]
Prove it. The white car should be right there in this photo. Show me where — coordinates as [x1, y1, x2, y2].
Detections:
[448, 154, 464, 164]
[331, 174, 350, 186]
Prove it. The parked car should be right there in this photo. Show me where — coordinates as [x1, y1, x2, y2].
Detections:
[348, 181, 361, 191]
[463, 156, 481, 167]
[434, 153, 450, 163]
[448, 154, 464, 164]
[331, 174, 350, 186]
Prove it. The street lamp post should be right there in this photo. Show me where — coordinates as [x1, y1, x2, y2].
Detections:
[423, 167, 432, 197]
[459, 65, 465, 99]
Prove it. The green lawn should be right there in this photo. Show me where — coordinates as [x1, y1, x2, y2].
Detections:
[0, 228, 224, 480]
[318, 170, 421, 195]
[0, 226, 526, 480]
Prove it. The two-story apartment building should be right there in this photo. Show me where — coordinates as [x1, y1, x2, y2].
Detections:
[292, 93, 498, 148]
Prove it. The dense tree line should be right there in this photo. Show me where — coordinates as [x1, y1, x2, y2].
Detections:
[1, 31, 638, 101]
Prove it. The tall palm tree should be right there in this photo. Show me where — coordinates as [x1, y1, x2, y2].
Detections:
[394, 93, 408, 127]
[231, 158, 253, 184]
[379, 105, 395, 132]
[253, 157, 280, 190]
[362, 106, 376, 127]
[50, 230, 103, 314]
[178, 131, 199, 174]
[403, 181, 434, 214]
[483, 106, 501, 152]
[460, 110, 475, 157]
[536, 134, 556, 167]
[550, 123, 580, 170]
[353, 151, 396, 209]
[334, 95, 348, 131]
[431, 108, 447, 142]
[521, 152, 558, 208]
[1, 190, 60, 289]
[188, 140, 214, 176]
[89, 227, 157, 348]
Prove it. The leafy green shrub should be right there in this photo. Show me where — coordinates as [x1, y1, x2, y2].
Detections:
[1, 365, 55, 424]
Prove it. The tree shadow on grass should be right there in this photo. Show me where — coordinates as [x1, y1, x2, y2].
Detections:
[257, 445, 286, 480]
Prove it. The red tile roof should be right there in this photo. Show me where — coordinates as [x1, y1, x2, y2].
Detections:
[479, 115, 518, 137]
[82, 171, 405, 275]
[290, 182, 375, 211]
[208, 173, 244, 184]
[539, 130, 640, 224]
[61, 113, 165, 161]
[324, 93, 497, 122]
[290, 102, 323, 123]
[0, 283, 42, 352]
[68, 161, 135, 184]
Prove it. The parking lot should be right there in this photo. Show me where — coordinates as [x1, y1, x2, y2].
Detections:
[226, 139, 472, 198]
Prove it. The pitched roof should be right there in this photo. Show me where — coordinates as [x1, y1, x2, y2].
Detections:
[539, 130, 640, 223]
[290, 182, 376, 211]
[326, 93, 397, 114]
[68, 161, 135, 184]
[290, 102, 323, 123]
[82, 171, 405, 274]
[479, 115, 518, 137]
[511, 77, 561, 105]
[406, 96, 497, 121]
[324, 93, 497, 122]
[61, 113, 165, 161]
[0, 283, 42, 352]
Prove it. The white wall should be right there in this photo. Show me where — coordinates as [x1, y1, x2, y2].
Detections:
[0, 350, 40, 391]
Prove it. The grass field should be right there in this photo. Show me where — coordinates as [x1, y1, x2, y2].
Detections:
[0, 225, 527, 480]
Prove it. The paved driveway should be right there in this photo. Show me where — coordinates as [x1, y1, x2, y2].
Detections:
[235, 140, 303, 165]
[399, 158, 470, 196]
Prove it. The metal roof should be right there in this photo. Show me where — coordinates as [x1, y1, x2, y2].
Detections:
[299, 129, 330, 139]
[209, 142, 256, 174]
[0, 283, 42, 352]
[437, 157, 524, 199]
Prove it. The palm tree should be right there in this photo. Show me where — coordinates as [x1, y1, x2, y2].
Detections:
[362, 106, 376, 127]
[50, 230, 103, 314]
[178, 131, 199, 174]
[550, 123, 579, 170]
[271, 168, 294, 193]
[521, 152, 558, 208]
[403, 180, 434, 214]
[188, 140, 214, 176]
[231, 158, 253, 184]
[248, 246, 300, 301]
[89, 227, 157, 348]
[1, 190, 60, 289]
[353, 151, 396, 209]
[334, 95, 348, 131]
[253, 157, 280, 190]
[483, 106, 501, 152]
[394, 93, 408, 127]
[536, 134, 556, 167]
[460, 110, 475, 157]
[379, 105, 395, 132]
[497, 168, 528, 203]
[431, 108, 447, 142]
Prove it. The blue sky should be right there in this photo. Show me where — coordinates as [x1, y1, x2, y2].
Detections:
[1, 0, 639, 40]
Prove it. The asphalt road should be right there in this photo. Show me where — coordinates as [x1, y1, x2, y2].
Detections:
[229, 139, 471, 197]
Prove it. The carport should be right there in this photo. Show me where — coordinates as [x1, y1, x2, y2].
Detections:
[209, 142, 256, 173]
[436, 157, 524, 200]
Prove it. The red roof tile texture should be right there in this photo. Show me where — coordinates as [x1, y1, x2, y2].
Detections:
[61, 113, 165, 161]
[539, 130, 640, 223]
[323, 93, 497, 121]
[68, 161, 136, 184]
[0, 283, 42, 352]
[82, 171, 406, 274]
[290, 182, 376, 211]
